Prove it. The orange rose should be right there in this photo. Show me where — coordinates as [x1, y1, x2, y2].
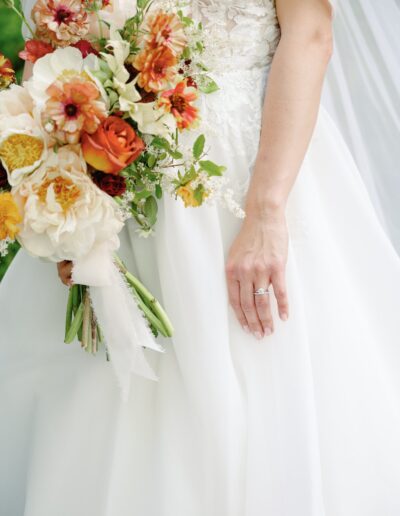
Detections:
[82, 116, 145, 174]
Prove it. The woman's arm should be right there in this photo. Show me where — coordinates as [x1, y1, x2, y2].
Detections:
[226, 0, 333, 339]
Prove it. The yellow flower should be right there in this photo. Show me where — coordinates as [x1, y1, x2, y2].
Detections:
[0, 112, 47, 187]
[0, 192, 22, 240]
[0, 134, 44, 173]
[37, 175, 81, 213]
[176, 183, 203, 208]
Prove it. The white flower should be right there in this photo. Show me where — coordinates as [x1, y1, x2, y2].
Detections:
[0, 113, 48, 187]
[26, 47, 103, 110]
[89, 0, 137, 38]
[98, 27, 176, 136]
[0, 84, 34, 116]
[13, 145, 123, 262]
[0, 237, 12, 258]
[102, 26, 131, 84]
[129, 101, 177, 137]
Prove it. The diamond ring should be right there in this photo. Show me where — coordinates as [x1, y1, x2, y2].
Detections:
[254, 287, 270, 296]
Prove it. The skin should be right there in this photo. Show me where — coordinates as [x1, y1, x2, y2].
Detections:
[226, 0, 334, 339]
[56, 0, 334, 331]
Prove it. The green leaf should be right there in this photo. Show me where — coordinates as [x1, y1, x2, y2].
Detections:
[196, 41, 204, 53]
[147, 154, 156, 168]
[198, 76, 219, 94]
[193, 134, 205, 160]
[151, 136, 171, 150]
[180, 165, 197, 185]
[193, 184, 205, 205]
[143, 195, 158, 227]
[155, 184, 163, 199]
[199, 160, 226, 176]
[182, 46, 191, 60]
[169, 150, 183, 160]
[135, 189, 153, 201]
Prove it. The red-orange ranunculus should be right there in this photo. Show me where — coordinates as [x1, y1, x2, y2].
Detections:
[72, 39, 99, 57]
[19, 40, 54, 63]
[82, 116, 145, 174]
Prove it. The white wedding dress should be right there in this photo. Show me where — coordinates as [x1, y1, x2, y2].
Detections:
[2, 1, 400, 515]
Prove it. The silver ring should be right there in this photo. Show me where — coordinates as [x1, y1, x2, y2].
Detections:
[254, 287, 270, 296]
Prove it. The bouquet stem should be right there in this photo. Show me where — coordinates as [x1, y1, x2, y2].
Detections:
[64, 256, 174, 354]
[113, 254, 174, 337]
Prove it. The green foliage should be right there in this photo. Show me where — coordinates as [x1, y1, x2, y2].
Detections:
[0, 2, 24, 281]
[0, 242, 20, 281]
[0, 0, 24, 81]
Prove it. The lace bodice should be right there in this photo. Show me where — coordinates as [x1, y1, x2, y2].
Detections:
[191, 0, 281, 72]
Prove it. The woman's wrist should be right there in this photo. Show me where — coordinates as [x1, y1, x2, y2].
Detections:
[245, 193, 287, 221]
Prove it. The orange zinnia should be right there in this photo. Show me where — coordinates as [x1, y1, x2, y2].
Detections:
[134, 46, 178, 93]
[32, 0, 89, 47]
[43, 74, 107, 144]
[159, 80, 199, 130]
[143, 11, 187, 56]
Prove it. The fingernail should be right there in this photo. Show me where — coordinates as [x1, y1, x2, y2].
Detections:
[264, 327, 272, 336]
[243, 325, 251, 334]
[281, 313, 288, 321]
[254, 332, 263, 340]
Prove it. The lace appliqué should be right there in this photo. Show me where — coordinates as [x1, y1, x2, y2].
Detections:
[192, 0, 281, 72]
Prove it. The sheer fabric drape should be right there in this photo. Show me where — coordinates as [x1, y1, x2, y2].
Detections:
[323, 0, 400, 251]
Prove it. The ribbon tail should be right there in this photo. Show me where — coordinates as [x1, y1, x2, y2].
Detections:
[72, 247, 164, 402]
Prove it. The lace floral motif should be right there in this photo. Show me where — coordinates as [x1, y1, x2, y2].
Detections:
[192, 0, 281, 72]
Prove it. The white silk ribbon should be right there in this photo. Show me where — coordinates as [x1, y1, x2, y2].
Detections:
[72, 243, 164, 402]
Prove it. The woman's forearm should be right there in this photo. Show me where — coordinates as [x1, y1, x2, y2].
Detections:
[246, 1, 333, 219]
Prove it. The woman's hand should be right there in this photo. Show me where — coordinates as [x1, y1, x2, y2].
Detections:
[226, 211, 289, 339]
[57, 261, 73, 287]
[224, 0, 333, 339]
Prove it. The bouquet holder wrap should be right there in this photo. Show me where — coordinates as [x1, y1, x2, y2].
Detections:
[72, 243, 164, 402]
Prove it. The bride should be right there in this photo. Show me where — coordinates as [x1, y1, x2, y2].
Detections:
[1, 0, 400, 515]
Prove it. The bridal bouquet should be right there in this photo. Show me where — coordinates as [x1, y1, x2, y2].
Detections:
[0, 0, 242, 398]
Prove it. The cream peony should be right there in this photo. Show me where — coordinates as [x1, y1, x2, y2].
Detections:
[0, 113, 48, 187]
[13, 145, 123, 262]
[0, 84, 34, 116]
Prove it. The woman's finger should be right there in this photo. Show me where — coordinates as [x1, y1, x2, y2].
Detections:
[227, 278, 249, 332]
[254, 275, 274, 335]
[271, 269, 289, 321]
[239, 278, 264, 339]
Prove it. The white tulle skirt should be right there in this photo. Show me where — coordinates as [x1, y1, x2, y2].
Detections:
[1, 69, 400, 516]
